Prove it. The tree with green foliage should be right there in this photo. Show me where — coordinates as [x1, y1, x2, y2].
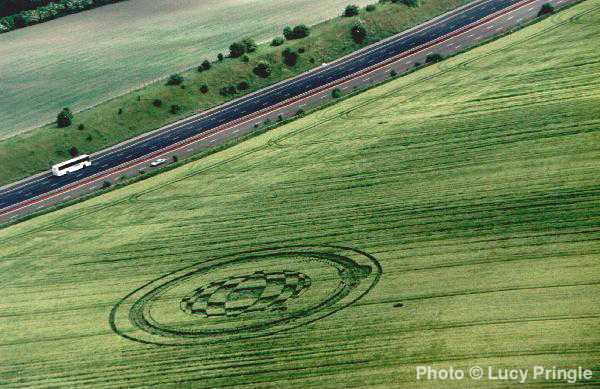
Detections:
[166, 74, 183, 86]
[253, 62, 272, 78]
[366, 4, 376, 11]
[284, 24, 310, 40]
[426, 53, 443, 63]
[152, 99, 162, 107]
[351, 23, 367, 43]
[344, 4, 359, 16]
[170, 104, 182, 114]
[201, 60, 211, 71]
[282, 48, 298, 67]
[292, 24, 310, 39]
[271, 36, 284, 46]
[242, 38, 257, 53]
[56, 107, 73, 128]
[199, 84, 209, 94]
[332, 88, 342, 98]
[217, 53, 224, 61]
[538, 3, 555, 16]
[229, 41, 246, 58]
[400, 0, 420, 7]
[237, 81, 249, 91]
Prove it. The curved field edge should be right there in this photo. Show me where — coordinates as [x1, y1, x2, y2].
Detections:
[0, 0, 472, 186]
[0, 1, 599, 388]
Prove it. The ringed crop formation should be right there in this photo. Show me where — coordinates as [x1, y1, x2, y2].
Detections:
[110, 245, 381, 346]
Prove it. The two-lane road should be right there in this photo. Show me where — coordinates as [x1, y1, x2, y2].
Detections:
[0, 0, 572, 222]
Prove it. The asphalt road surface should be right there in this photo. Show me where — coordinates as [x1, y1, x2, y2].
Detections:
[0, 0, 574, 223]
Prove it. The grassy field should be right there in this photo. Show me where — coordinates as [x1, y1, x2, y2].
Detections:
[0, 0, 473, 186]
[1, 0, 600, 387]
[0, 0, 375, 137]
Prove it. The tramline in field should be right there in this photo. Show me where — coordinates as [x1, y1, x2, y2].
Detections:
[51, 155, 92, 176]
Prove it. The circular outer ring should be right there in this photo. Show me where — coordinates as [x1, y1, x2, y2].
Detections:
[109, 245, 381, 346]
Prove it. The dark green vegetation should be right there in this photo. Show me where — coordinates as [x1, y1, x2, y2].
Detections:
[0, 0, 472, 186]
[1, 1, 599, 387]
[0, 0, 125, 33]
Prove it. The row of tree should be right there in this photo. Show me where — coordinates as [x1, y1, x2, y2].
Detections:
[0, 0, 123, 33]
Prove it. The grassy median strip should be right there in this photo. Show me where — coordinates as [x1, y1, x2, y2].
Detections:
[0, 0, 474, 186]
[0, 1, 599, 387]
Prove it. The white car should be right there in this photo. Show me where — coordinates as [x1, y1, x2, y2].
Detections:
[150, 158, 167, 167]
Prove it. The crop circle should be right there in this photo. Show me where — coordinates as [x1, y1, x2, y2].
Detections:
[110, 245, 381, 345]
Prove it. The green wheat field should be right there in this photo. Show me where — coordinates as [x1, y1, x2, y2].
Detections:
[1, 1, 599, 387]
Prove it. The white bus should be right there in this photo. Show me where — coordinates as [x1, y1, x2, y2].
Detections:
[51, 155, 92, 176]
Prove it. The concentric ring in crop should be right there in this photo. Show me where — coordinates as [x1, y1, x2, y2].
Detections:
[110, 245, 381, 345]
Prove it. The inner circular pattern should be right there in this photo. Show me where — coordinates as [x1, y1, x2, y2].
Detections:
[109, 246, 381, 346]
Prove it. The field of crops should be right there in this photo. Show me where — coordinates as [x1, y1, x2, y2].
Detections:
[1, 1, 599, 387]
[0, 0, 374, 137]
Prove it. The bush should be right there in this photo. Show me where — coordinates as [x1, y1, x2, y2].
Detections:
[241, 54, 250, 63]
[332, 88, 342, 98]
[170, 104, 182, 114]
[298, 47, 305, 54]
[296, 109, 305, 116]
[284, 24, 310, 40]
[253, 62, 272, 78]
[69, 146, 78, 157]
[102, 180, 111, 189]
[398, 0, 420, 7]
[166, 74, 183, 86]
[538, 3, 555, 16]
[118, 108, 123, 115]
[425, 53, 443, 63]
[217, 53, 224, 61]
[201, 59, 211, 71]
[282, 48, 298, 67]
[56, 107, 73, 128]
[366, 4, 376, 11]
[172, 155, 178, 162]
[229, 41, 246, 58]
[293, 25, 310, 38]
[152, 99, 162, 107]
[77, 124, 85, 130]
[271, 36, 284, 46]
[351, 23, 367, 43]
[344, 4, 359, 16]
[237, 81, 249, 91]
[199, 84, 209, 94]
[242, 37, 257, 53]
[390, 69, 398, 77]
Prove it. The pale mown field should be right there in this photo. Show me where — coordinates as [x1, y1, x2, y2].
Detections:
[0, 1, 599, 388]
[0, 0, 373, 137]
